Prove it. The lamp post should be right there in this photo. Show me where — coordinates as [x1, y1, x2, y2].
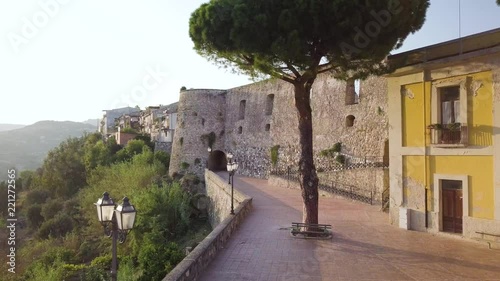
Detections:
[207, 147, 212, 168]
[226, 153, 238, 215]
[95, 192, 137, 281]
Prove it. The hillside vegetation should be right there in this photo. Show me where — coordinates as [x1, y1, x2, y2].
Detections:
[0, 121, 96, 181]
[0, 132, 210, 281]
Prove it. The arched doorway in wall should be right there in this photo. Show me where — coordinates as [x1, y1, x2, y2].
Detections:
[208, 150, 227, 171]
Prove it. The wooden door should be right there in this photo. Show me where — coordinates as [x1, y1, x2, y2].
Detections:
[442, 181, 463, 233]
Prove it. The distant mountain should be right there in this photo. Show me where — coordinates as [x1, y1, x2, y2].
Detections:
[82, 119, 100, 126]
[0, 124, 25, 132]
[0, 121, 97, 181]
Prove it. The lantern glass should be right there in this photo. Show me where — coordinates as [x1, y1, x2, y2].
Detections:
[95, 192, 115, 222]
[115, 197, 136, 230]
[234, 162, 239, 171]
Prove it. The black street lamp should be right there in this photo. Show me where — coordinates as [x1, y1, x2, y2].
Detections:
[207, 147, 212, 168]
[95, 192, 137, 281]
[226, 153, 238, 215]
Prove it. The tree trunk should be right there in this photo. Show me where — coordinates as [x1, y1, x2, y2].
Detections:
[293, 81, 319, 225]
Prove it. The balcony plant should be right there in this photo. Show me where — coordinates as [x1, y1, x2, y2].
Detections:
[427, 122, 461, 131]
[428, 122, 462, 145]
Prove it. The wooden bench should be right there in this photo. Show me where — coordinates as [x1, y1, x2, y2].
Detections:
[291, 222, 332, 237]
[475, 231, 500, 250]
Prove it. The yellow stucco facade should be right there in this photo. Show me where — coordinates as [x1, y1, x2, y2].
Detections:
[387, 29, 500, 239]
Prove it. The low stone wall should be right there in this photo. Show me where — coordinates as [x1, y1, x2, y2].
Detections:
[155, 141, 173, 154]
[318, 168, 389, 202]
[269, 176, 335, 197]
[269, 167, 389, 203]
[204, 170, 251, 227]
[163, 170, 252, 281]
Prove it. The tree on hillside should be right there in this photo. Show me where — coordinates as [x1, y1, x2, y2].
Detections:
[190, 0, 429, 224]
[41, 137, 87, 197]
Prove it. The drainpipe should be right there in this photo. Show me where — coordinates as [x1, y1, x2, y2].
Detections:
[424, 69, 429, 229]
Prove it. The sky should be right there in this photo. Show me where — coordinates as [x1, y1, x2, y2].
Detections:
[1, 0, 500, 125]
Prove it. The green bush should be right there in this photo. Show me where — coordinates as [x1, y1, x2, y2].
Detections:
[26, 204, 44, 228]
[180, 162, 190, 170]
[41, 199, 63, 220]
[320, 142, 342, 158]
[270, 145, 280, 166]
[335, 154, 346, 165]
[154, 151, 170, 170]
[90, 255, 113, 271]
[25, 189, 51, 205]
[23, 260, 66, 281]
[137, 233, 184, 281]
[129, 182, 192, 263]
[332, 142, 342, 153]
[122, 127, 139, 134]
[37, 214, 74, 239]
[23, 246, 76, 277]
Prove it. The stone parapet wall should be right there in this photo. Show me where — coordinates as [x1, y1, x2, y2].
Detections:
[269, 166, 388, 203]
[163, 170, 252, 281]
[317, 167, 389, 202]
[205, 169, 250, 227]
[154, 141, 172, 154]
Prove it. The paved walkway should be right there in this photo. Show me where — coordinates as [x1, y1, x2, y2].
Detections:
[199, 175, 500, 281]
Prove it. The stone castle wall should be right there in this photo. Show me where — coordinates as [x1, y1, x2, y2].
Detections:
[169, 89, 227, 177]
[272, 74, 388, 170]
[170, 73, 389, 183]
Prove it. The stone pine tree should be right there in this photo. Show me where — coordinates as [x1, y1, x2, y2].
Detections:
[189, 0, 429, 225]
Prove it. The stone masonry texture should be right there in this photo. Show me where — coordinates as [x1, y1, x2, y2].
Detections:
[169, 73, 388, 193]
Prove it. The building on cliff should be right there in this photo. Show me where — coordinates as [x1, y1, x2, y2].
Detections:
[386, 28, 500, 240]
[99, 106, 140, 137]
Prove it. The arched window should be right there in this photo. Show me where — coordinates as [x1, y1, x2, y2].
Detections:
[266, 94, 274, 115]
[345, 79, 361, 105]
[238, 126, 243, 134]
[346, 115, 355, 127]
[239, 100, 246, 120]
[265, 124, 271, 131]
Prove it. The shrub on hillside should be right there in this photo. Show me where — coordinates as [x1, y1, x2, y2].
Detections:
[37, 214, 74, 239]
[154, 150, 170, 170]
[137, 232, 184, 281]
[26, 204, 44, 229]
[24, 189, 51, 206]
[41, 200, 63, 220]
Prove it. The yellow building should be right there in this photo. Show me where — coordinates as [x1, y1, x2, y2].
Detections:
[386, 28, 500, 241]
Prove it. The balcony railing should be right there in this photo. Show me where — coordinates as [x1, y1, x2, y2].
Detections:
[428, 123, 468, 147]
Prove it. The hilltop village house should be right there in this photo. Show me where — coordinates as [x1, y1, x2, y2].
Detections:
[99, 103, 178, 150]
[99, 106, 140, 137]
[386, 28, 500, 239]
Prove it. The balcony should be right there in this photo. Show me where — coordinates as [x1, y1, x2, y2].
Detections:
[428, 123, 468, 147]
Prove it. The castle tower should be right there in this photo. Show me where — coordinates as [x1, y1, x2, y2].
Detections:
[169, 89, 227, 178]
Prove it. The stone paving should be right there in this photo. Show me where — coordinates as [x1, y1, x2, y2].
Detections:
[199, 174, 500, 281]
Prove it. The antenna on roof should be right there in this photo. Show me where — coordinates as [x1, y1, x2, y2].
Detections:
[459, 0, 463, 54]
